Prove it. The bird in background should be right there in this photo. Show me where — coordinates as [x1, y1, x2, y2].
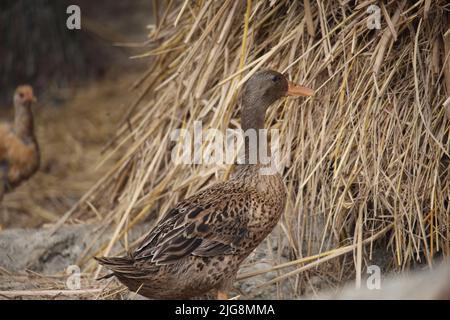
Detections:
[0, 85, 39, 202]
[96, 70, 314, 299]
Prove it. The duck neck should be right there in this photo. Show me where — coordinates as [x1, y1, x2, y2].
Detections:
[14, 102, 35, 140]
[239, 100, 270, 168]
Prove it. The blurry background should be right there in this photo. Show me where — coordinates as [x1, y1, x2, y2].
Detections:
[0, 0, 151, 103]
[0, 0, 152, 228]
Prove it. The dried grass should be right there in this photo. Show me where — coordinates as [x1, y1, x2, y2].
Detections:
[57, 0, 449, 298]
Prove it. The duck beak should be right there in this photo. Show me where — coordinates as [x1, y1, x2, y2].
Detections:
[26, 95, 37, 103]
[287, 81, 314, 97]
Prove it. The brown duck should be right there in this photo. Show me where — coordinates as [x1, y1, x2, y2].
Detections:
[96, 70, 314, 299]
[0, 85, 39, 202]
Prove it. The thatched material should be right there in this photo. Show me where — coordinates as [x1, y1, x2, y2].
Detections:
[63, 1, 449, 297]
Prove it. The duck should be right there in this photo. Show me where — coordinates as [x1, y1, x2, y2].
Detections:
[95, 70, 314, 299]
[0, 85, 39, 202]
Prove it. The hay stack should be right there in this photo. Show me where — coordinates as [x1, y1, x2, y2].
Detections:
[64, 1, 449, 296]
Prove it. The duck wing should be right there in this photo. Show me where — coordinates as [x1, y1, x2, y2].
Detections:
[133, 181, 250, 264]
[0, 124, 11, 161]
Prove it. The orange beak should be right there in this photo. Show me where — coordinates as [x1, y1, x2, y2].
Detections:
[287, 81, 314, 97]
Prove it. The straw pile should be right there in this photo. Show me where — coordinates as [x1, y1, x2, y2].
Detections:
[62, 1, 449, 297]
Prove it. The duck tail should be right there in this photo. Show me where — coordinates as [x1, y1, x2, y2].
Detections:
[94, 256, 136, 280]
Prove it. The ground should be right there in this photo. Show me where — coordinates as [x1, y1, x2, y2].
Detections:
[0, 223, 295, 299]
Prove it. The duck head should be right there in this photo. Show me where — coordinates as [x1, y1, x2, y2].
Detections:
[241, 70, 313, 131]
[14, 85, 37, 108]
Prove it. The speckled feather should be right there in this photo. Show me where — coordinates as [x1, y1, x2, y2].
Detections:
[96, 165, 286, 299]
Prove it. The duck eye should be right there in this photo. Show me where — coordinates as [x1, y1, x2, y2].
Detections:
[271, 75, 280, 82]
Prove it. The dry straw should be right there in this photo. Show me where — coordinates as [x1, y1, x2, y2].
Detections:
[57, 1, 449, 297]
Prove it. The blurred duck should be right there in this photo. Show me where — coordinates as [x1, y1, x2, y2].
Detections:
[96, 70, 314, 299]
[0, 85, 39, 202]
